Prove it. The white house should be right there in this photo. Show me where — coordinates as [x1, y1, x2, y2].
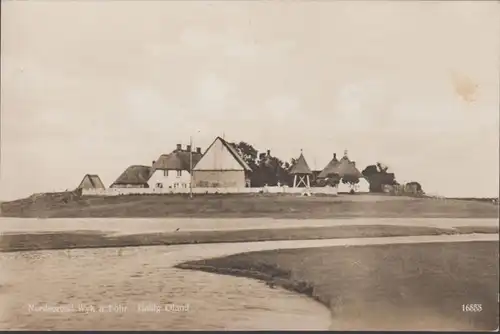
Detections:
[147, 144, 203, 189]
[192, 137, 252, 188]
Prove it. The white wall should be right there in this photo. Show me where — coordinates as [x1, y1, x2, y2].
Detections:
[194, 138, 244, 171]
[147, 169, 191, 189]
[82, 186, 338, 196]
[337, 177, 370, 193]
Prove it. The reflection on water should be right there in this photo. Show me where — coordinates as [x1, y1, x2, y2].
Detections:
[0, 244, 331, 330]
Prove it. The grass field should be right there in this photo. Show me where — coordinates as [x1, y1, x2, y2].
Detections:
[1, 193, 498, 218]
[177, 241, 500, 331]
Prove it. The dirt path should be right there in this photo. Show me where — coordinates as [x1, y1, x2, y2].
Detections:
[0, 217, 497, 235]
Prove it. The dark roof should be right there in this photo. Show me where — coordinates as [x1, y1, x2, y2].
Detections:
[319, 155, 362, 179]
[78, 174, 105, 189]
[289, 153, 312, 175]
[110, 165, 152, 186]
[153, 151, 202, 171]
[318, 155, 340, 178]
[337, 157, 363, 178]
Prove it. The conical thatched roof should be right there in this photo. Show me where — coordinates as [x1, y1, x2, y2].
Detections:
[336, 157, 363, 178]
[110, 165, 152, 187]
[318, 153, 362, 179]
[318, 154, 340, 178]
[289, 153, 312, 175]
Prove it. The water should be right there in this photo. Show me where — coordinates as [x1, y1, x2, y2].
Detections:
[0, 228, 497, 330]
[0, 243, 332, 330]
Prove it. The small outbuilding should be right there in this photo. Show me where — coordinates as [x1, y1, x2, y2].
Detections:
[77, 174, 106, 190]
[289, 151, 313, 188]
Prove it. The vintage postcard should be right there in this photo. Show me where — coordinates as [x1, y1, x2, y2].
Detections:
[0, 0, 498, 331]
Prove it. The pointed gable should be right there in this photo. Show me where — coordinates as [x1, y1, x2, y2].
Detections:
[289, 153, 312, 175]
[193, 137, 251, 171]
[78, 174, 105, 190]
[337, 157, 363, 178]
[318, 154, 340, 178]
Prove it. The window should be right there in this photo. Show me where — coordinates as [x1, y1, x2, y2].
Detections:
[163, 170, 169, 177]
[177, 170, 182, 177]
[156, 183, 163, 188]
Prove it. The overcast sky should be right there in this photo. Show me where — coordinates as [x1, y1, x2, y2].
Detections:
[1, 1, 499, 200]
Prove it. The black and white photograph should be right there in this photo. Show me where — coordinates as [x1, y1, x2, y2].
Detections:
[0, 0, 499, 331]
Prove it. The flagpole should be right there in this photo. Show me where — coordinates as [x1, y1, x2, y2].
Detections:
[189, 135, 193, 199]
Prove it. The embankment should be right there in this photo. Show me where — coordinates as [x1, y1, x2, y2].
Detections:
[177, 241, 500, 331]
[1, 192, 498, 218]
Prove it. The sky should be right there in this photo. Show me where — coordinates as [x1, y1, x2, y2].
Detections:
[1, 1, 499, 200]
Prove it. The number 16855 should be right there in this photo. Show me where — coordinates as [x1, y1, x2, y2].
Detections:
[462, 304, 482, 312]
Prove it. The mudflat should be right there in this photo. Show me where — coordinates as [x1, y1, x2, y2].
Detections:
[178, 241, 500, 331]
[1, 223, 498, 253]
[1, 193, 498, 218]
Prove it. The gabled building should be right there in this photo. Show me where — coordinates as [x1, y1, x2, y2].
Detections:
[77, 174, 106, 190]
[110, 165, 153, 188]
[193, 137, 252, 188]
[148, 144, 203, 189]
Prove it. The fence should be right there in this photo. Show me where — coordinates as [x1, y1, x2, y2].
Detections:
[81, 186, 338, 197]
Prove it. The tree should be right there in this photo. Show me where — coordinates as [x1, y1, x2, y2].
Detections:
[232, 141, 259, 171]
[362, 163, 397, 193]
[231, 141, 293, 187]
[316, 173, 340, 187]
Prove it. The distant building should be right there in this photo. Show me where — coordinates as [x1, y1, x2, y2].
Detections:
[148, 144, 203, 189]
[77, 174, 105, 190]
[193, 137, 252, 188]
[318, 151, 362, 179]
[110, 165, 152, 188]
[318, 151, 370, 192]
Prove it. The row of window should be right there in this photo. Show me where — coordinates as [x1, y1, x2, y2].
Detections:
[155, 182, 188, 189]
[163, 170, 182, 177]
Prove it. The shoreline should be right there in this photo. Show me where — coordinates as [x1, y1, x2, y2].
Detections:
[1, 224, 498, 253]
[176, 240, 500, 331]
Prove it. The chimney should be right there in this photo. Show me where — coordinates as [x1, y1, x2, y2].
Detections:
[152, 160, 156, 166]
[176, 144, 182, 151]
[196, 147, 201, 154]
[333, 153, 337, 160]
[186, 145, 192, 152]
[267, 149, 271, 156]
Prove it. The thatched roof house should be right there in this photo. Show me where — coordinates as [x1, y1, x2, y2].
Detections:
[110, 165, 153, 188]
[77, 174, 105, 190]
[152, 145, 203, 172]
[318, 152, 363, 179]
[289, 153, 312, 175]
[318, 153, 340, 178]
